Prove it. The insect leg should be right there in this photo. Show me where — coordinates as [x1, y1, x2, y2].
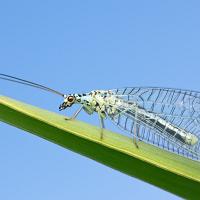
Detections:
[68, 106, 83, 119]
[134, 107, 139, 149]
[98, 114, 105, 140]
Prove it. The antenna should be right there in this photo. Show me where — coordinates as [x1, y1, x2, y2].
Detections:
[0, 73, 64, 97]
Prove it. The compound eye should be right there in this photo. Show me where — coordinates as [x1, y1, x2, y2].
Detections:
[67, 96, 74, 103]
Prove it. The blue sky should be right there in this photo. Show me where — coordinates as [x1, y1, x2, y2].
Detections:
[1, 1, 200, 199]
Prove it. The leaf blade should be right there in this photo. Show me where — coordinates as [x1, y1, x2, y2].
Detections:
[0, 95, 200, 199]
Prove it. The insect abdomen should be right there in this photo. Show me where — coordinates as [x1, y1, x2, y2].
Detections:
[137, 109, 199, 146]
[152, 119, 198, 146]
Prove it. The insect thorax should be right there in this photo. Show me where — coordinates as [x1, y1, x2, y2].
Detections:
[74, 90, 108, 111]
[74, 90, 127, 118]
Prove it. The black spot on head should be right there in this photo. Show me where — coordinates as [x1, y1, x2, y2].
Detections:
[82, 93, 86, 96]
[78, 94, 82, 97]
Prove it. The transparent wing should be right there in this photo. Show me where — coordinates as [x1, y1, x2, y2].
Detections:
[106, 87, 200, 160]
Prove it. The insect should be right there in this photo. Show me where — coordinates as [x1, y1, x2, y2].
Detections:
[1, 73, 200, 161]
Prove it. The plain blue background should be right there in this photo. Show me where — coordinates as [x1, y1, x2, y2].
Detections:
[1, 1, 200, 199]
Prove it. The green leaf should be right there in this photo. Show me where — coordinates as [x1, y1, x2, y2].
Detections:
[0, 95, 200, 199]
